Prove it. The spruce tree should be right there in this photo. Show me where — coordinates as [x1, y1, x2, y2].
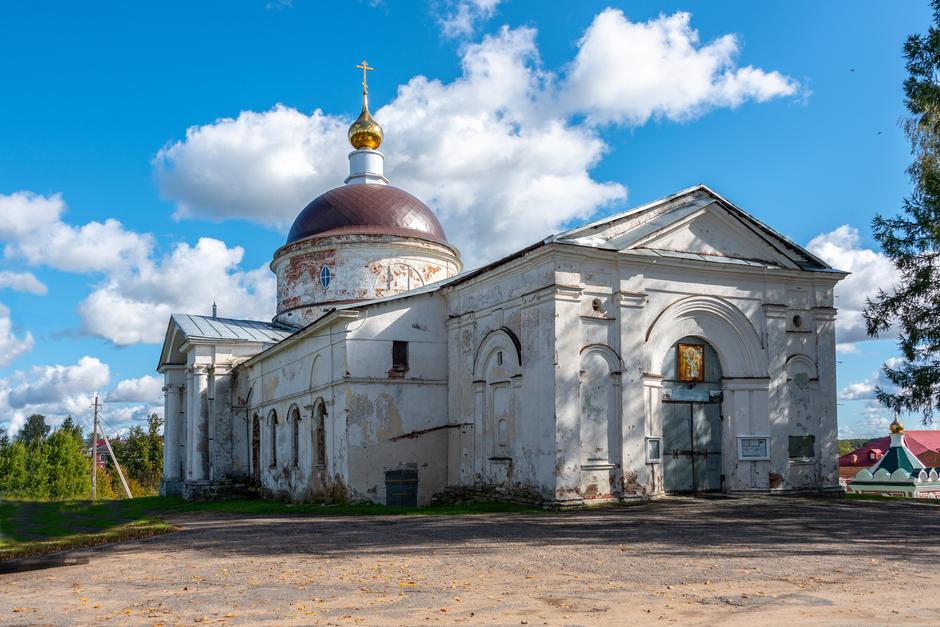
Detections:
[865, 1, 940, 424]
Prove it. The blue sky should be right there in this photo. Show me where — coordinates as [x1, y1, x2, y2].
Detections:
[0, 0, 929, 438]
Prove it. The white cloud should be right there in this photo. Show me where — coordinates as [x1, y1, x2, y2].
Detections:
[155, 26, 626, 265]
[14, 219, 152, 273]
[379, 26, 625, 263]
[0, 356, 164, 437]
[0, 271, 47, 295]
[78, 237, 275, 345]
[6, 356, 109, 408]
[153, 106, 349, 226]
[840, 380, 876, 402]
[153, 12, 796, 268]
[0, 191, 64, 240]
[0, 191, 274, 346]
[106, 375, 164, 403]
[839, 414, 893, 440]
[0, 191, 152, 274]
[561, 10, 799, 125]
[807, 225, 899, 350]
[437, 0, 502, 38]
[0, 303, 33, 367]
[839, 357, 903, 401]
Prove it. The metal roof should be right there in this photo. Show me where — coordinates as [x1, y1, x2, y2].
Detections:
[170, 314, 294, 343]
[286, 184, 451, 248]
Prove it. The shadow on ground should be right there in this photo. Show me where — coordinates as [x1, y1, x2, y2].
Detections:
[97, 497, 940, 566]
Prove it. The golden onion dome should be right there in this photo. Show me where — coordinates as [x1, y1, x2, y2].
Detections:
[890, 417, 905, 434]
[348, 92, 383, 150]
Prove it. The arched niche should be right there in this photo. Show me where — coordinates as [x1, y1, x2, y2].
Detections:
[267, 408, 279, 469]
[312, 397, 327, 469]
[785, 354, 819, 465]
[579, 344, 622, 465]
[250, 413, 261, 482]
[309, 354, 325, 391]
[288, 404, 301, 468]
[472, 327, 522, 379]
[472, 328, 523, 486]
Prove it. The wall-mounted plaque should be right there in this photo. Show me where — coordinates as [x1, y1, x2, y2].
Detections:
[677, 343, 705, 382]
[737, 436, 770, 460]
[646, 437, 662, 464]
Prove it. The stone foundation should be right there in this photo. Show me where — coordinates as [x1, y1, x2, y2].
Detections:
[182, 480, 258, 501]
[160, 479, 183, 497]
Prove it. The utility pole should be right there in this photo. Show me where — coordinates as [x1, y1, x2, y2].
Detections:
[91, 394, 99, 500]
[102, 433, 132, 499]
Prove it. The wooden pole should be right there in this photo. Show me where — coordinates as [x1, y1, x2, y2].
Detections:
[91, 395, 99, 500]
[101, 434, 133, 499]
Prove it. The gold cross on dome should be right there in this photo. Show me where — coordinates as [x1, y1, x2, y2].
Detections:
[355, 60, 375, 93]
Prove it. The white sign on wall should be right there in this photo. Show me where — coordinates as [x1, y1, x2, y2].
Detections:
[737, 436, 770, 461]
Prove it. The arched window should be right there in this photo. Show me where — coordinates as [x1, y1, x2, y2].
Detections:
[290, 406, 301, 467]
[268, 409, 278, 467]
[251, 414, 261, 481]
[313, 399, 327, 468]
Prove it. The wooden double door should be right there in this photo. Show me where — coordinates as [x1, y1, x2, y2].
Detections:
[662, 402, 722, 493]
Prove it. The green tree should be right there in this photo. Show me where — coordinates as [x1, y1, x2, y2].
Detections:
[43, 428, 92, 499]
[15, 414, 50, 447]
[865, 1, 940, 424]
[108, 414, 164, 495]
[0, 439, 29, 496]
[59, 416, 84, 443]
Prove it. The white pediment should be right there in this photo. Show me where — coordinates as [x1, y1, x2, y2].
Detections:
[627, 203, 798, 268]
[555, 185, 829, 271]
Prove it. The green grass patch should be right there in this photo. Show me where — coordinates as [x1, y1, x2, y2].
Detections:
[0, 496, 536, 559]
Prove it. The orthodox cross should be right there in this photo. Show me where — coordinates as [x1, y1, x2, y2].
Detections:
[355, 60, 375, 93]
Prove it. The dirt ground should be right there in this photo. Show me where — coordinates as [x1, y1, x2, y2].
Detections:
[1, 496, 938, 626]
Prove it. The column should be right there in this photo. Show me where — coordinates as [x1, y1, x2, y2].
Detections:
[617, 291, 648, 495]
[186, 367, 195, 480]
[161, 380, 182, 495]
[813, 306, 839, 489]
[763, 303, 789, 488]
[553, 285, 583, 505]
[189, 365, 209, 481]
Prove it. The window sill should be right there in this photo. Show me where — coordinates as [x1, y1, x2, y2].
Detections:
[788, 458, 816, 465]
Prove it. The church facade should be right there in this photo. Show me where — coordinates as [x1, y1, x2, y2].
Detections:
[158, 75, 847, 507]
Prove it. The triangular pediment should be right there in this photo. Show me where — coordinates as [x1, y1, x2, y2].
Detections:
[626, 203, 798, 268]
[554, 185, 832, 271]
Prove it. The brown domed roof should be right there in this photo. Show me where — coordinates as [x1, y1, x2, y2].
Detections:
[286, 185, 448, 246]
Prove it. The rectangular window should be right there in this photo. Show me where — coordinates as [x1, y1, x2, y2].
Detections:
[646, 437, 662, 464]
[392, 341, 409, 370]
[788, 435, 815, 460]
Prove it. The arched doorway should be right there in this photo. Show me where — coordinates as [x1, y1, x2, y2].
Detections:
[661, 337, 723, 493]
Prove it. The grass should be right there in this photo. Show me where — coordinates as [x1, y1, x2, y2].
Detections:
[0, 496, 537, 560]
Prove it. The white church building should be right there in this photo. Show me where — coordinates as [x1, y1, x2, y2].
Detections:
[158, 74, 847, 507]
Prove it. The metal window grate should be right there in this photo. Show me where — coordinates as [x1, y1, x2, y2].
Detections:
[385, 469, 418, 507]
[392, 341, 409, 370]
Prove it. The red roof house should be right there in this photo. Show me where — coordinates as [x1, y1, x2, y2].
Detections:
[840, 430, 940, 480]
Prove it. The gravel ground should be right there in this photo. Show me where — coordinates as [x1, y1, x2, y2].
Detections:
[2, 496, 938, 625]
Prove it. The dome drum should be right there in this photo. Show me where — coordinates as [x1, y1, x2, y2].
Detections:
[272, 233, 461, 327]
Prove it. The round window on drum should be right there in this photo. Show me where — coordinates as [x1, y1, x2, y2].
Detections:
[319, 266, 332, 289]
